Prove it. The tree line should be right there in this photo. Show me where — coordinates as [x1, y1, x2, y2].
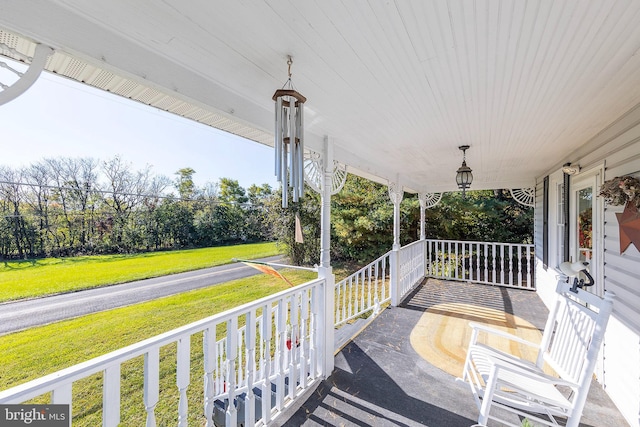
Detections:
[0, 156, 533, 263]
[270, 176, 533, 265]
[0, 157, 273, 258]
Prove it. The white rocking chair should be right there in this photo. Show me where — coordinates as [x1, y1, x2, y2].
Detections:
[461, 279, 615, 427]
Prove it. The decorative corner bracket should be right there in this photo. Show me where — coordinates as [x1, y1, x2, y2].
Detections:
[419, 192, 443, 209]
[303, 149, 347, 195]
[0, 43, 54, 106]
[388, 181, 403, 205]
[510, 188, 535, 207]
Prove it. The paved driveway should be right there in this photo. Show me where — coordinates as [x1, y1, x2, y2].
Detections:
[0, 255, 285, 335]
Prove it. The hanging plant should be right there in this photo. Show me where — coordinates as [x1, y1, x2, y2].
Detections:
[598, 175, 640, 209]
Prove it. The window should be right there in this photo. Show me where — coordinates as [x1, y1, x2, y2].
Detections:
[577, 187, 593, 262]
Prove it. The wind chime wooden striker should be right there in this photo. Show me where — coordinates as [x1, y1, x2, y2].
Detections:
[273, 56, 306, 208]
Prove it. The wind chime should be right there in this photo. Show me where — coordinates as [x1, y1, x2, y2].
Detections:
[273, 56, 306, 208]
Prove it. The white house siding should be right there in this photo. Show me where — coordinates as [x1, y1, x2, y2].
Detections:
[535, 105, 640, 427]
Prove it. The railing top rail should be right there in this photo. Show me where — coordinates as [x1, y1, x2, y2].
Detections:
[336, 251, 391, 286]
[424, 238, 533, 247]
[399, 240, 424, 250]
[0, 277, 325, 403]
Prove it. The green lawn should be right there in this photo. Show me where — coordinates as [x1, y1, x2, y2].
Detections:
[0, 242, 281, 302]
[0, 268, 316, 426]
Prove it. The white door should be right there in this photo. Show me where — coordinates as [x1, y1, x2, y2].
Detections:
[570, 168, 603, 296]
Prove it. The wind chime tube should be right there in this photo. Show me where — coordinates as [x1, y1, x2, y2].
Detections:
[274, 97, 283, 178]
[282, 139, 288, 208]
[297, 102, 305, 199]
[281, 100, 287, 185]
[281, 98, 289, 202]
[289, 95, 298, 202]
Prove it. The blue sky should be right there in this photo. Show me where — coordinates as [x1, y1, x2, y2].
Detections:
[0, 71, 277, 191]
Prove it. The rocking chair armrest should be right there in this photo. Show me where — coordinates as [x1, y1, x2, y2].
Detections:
[487, 354, 578, 390]
[468, 322, 539, 348]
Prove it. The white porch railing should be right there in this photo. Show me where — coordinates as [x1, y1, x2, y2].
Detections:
[0, 239, 536, 427]
[398, 240, 427, 298]
[0, 278, 327, 427]
[332, 238, 534, 334]
[425, 239, 535, 289]
[333, 239, 425, 329]
[334, 252, 391, 328]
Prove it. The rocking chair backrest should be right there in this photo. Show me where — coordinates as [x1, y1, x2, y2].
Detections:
[537, 281, 615, 388]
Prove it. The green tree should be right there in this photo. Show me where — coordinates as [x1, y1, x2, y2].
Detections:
[154, 198, 194, 248]
[264, 186, 321, 266]
[331, 176, 395, 262]
[174, 167, 196, 199]
[245, 184, 274, 241]
[219, 178, 248, 204]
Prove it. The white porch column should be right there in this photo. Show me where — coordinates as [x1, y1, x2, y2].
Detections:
[418, 192, 427, 241]
[388, 180, 403, 306]
[317, 136, 335, 377]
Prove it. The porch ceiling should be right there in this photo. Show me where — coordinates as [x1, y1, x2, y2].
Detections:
[2, 1, 640, 193]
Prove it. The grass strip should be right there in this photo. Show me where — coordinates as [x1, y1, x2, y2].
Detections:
[0, 241, 281, 302]
[0, 268, 316, 426]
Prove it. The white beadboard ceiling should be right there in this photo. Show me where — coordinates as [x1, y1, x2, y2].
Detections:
[2, 0, 640, 193]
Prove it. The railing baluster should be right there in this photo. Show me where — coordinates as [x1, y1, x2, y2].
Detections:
[494, 243, 499, 284]
[373, 262, 380, 314]
[300, 289, 310, 389]
[367, 265, 372, 314]
[261, 303, 273, 424]
[103, 364, 121, 427]
[482, 243, 487, 283]
[501, 244, 505, 285]
[177, 337, 190, 427]
[526, 246, 532, 288]
[335, 282, 342, 325]
[144, 349, 160, 427]
[340, 281, 346, 324]
[382, 256, 387, 302]
[289, 293, 299, 400]
[517, 245, 522, 287]
[52, 383, 72, 426]
[360, 270, 365, 317]
[347, 277, 353, 319]
[236, 328, 244, 388]
[508, 245, 514, 286]
[352, 273, 358, 317]
[310, 285, 319, 380]
[439, 240, 444, 277]
[52, 382, 72, 406]
[275, 298, 287, 411]
[245, 310, 256, 427]
[474, 243, 479, 281]
[216, 339, 225, 396]
[225, 317, 238, 427]
[203, 327, 216, 427]
[454, 242, 459, 280]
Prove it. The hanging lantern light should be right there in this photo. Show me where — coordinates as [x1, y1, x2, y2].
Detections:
[273, 56, 306, 208]
[455, 145, 473, 198]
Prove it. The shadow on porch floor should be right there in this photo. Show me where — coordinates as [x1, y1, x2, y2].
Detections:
[282, 279, 629, 427]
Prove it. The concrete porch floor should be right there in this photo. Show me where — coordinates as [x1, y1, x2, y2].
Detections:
[282, 279, 629, 427]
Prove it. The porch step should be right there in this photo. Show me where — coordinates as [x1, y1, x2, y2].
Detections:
[334, 316, 375, 352]
[213, 380, 290, 427]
